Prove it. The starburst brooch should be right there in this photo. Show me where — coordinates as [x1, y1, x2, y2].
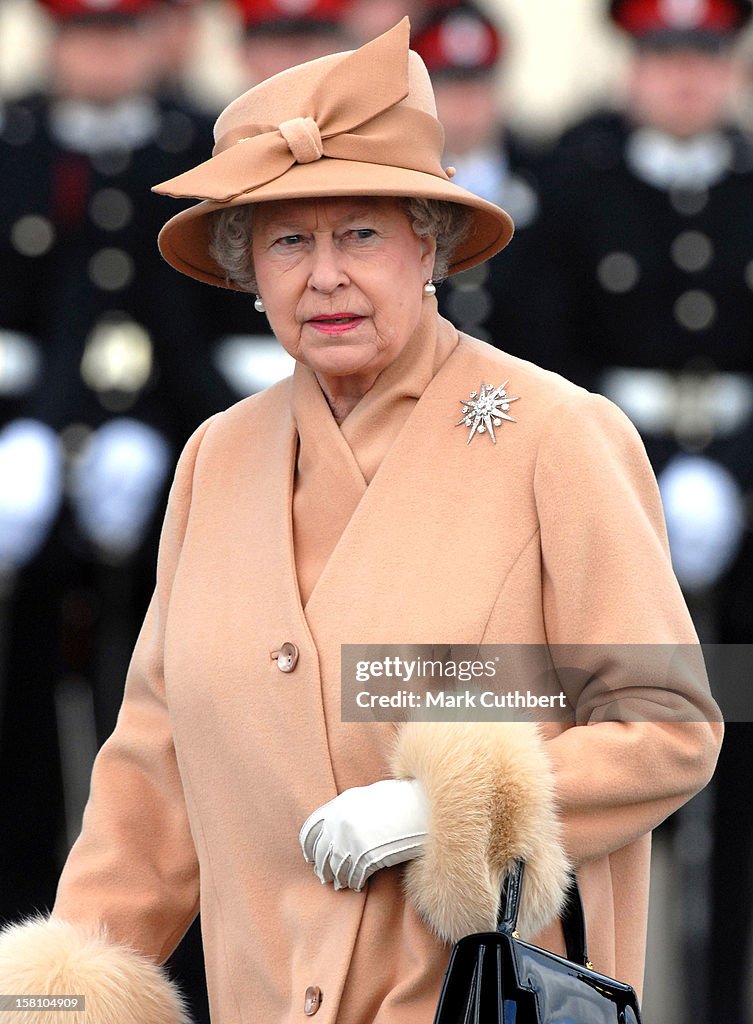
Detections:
[456, 381, 520, 445]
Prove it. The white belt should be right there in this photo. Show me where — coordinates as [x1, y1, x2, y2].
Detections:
[601, 367, 753, 441]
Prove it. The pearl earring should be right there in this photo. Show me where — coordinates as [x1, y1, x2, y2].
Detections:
[423, 281, 436, 296]
[254, 295, 266, 313]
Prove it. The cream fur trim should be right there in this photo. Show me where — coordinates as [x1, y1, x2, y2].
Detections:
[0, 917, 191, 1024]
[391, 721, 570, 943]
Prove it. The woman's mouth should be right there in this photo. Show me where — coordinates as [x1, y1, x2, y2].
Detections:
[307, 314, 365, 334]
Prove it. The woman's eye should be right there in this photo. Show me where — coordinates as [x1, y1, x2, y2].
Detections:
[270, 234, 307, 249]
[341, 228, 376, 243]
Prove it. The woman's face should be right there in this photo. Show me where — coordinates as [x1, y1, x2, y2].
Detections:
[251, 197, 436, 403]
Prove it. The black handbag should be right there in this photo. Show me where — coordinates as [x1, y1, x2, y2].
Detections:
[433, 861, 643, 1024]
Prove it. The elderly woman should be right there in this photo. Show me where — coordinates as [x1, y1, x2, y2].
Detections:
[0, 19, 720, 1024]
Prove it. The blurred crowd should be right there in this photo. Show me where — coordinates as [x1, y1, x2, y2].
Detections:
[1, 0, 752, 1021]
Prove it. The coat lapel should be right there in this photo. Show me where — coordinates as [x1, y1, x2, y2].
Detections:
[303, 330, 537, 646]
[296, 297, 457, 613]
[291, 360, 368, 608]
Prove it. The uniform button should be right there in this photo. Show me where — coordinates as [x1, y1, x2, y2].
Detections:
[271, 642, 299, 673]
[10, 214, 56, 257]
[596, 251, 640, 293]
[89, 188, 133, 232]
[673, 289, 717, 331]
[88, 247, 134, 291]
[304, 986, 322, 1016]
[671, 230, 713, 273]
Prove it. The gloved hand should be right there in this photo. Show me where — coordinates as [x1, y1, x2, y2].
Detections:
[69, 418, 171, 561]
[0, 419, 63, 573]
[299, 778, 429, 891]
[658, 454, 745, 591]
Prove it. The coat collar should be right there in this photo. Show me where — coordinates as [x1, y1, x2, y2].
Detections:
[290, 297, 458, 606]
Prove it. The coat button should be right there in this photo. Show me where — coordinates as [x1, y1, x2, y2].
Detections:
[304, 986, 322, 1015]
[271, 642, 299, 673]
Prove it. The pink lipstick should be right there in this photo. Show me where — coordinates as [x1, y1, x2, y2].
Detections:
[307, 314, 365, 335]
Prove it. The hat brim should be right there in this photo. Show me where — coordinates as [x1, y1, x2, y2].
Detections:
[156, 157, 515, 289]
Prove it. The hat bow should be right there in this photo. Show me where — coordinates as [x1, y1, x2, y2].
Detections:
[278, 117, 324, 164]
[153, 18, 447, 204]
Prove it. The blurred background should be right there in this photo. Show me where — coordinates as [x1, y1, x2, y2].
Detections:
[0, 0, 636, 130]
[1, 0, 752, 1021]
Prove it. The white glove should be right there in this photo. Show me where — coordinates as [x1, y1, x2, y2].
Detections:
[70, 418, 171, 560]
[658, 454, 745, 591]
[0, 419, 63, 572]
[299, 778, 429, 891]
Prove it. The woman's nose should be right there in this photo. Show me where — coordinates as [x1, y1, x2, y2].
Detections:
[307, 238, 349, 293]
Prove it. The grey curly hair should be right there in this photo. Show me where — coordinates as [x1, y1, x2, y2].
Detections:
[207, 198, 473, 293]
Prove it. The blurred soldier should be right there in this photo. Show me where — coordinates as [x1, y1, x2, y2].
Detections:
[538, 0, 752, 595]
[538, 3, 753, 1020]
[235, 0, 351, 82]
[412, 1, 553, 356]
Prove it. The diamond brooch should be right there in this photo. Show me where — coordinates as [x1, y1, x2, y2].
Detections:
[456, 381, 520, 445]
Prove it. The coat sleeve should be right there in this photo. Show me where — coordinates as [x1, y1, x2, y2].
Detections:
[50, 418, 218, 956]
[0, 417, 217, 1024]
[533, 390, 722, 865]
[391, 387, 721, 944]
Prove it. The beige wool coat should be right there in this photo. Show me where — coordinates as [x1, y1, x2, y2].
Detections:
[0, 300, 721, 1024]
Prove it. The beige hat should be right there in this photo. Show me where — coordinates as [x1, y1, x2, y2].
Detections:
[153, 18, 514, 289]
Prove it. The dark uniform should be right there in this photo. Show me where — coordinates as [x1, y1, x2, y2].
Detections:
[533, 109, 753, 488]
[0, 89, 74, 930]
[411, 2, 554, 360]
[0, 83, 239, 709]
[442, 134, 553, 361]
[533, 2, 753, 1021]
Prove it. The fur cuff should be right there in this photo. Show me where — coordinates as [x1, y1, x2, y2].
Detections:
[0, 916, 191, 1024]
[391, 721, 570, 943]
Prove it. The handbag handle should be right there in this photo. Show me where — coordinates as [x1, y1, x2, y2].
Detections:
[496, 860, 589, 968]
